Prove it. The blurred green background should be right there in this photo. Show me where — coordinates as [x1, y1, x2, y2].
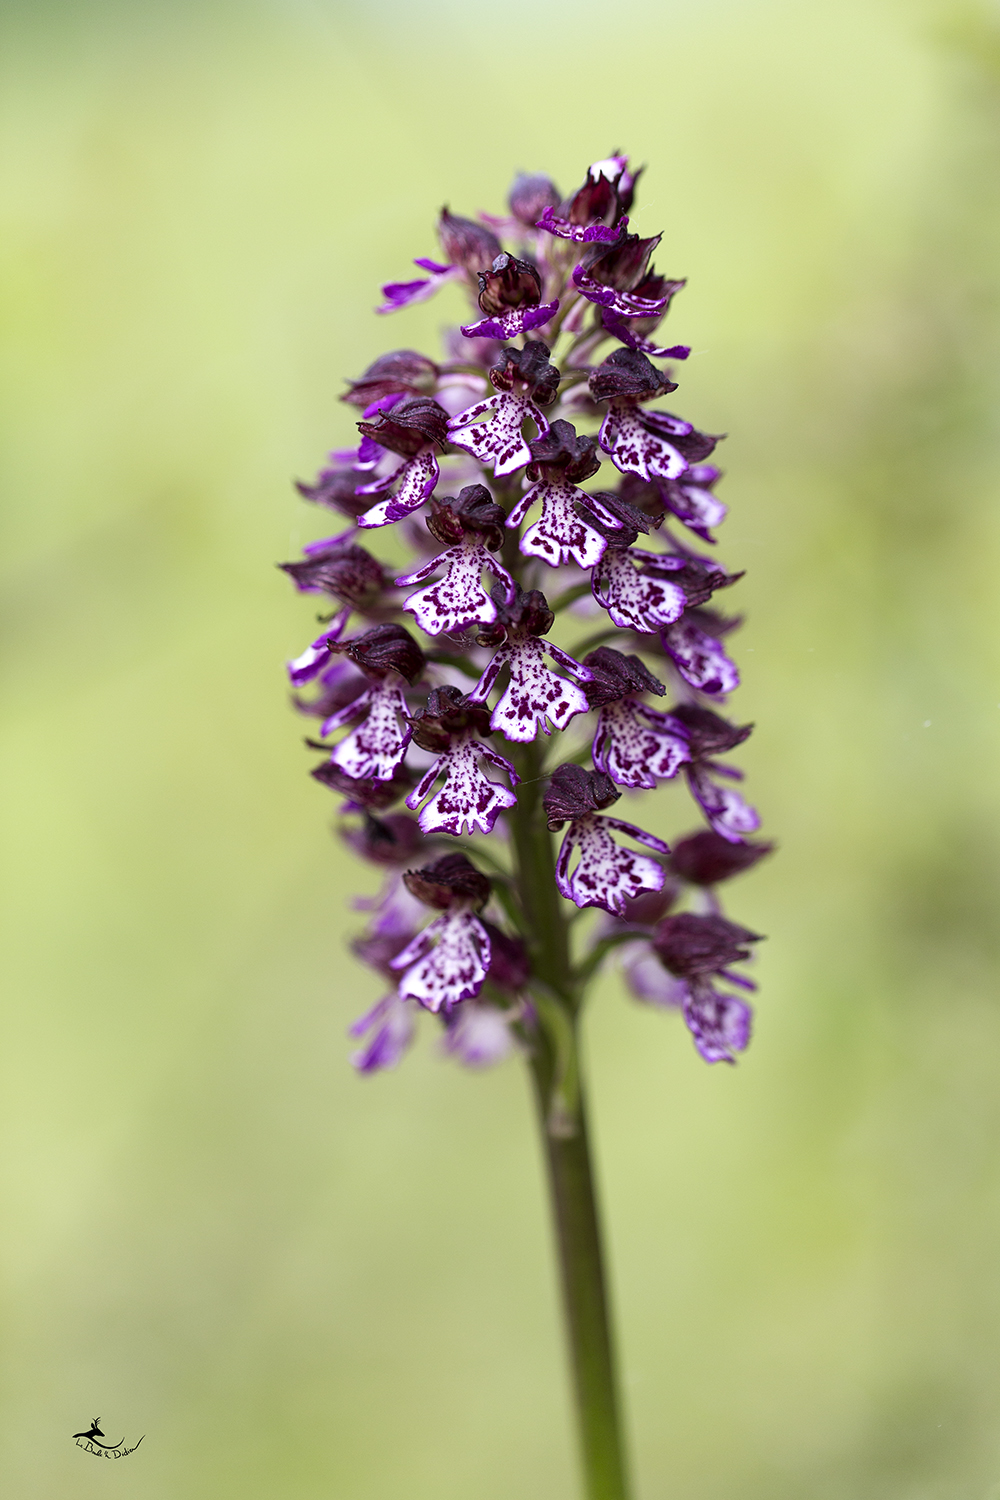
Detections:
[2, 0, 1000, 1495]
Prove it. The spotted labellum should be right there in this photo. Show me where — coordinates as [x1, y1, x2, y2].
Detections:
[281, 152, 772, 1074]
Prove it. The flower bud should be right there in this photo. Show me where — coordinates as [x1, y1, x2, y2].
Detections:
[652, 912, 762, 978]
[343, 350, 440, 408]
[476, 254, 543, 317]
[332, 623, 425, 684]
[357, 395, 449, 457]
[589, 347, 676, 403]
[438, 208, 502, 274]
[526, 419, 601, 484]
[668, 831, 774, 886]
[508, 172, 560, 227]
[543, 764, 621, 831]
[404, 853, 492, 911]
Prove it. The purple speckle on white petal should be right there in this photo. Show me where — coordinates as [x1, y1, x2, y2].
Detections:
[599, 404, 688, 482]
[479, 637, 590, 743]
[398, 539, 514, 636]
[554, 813, 666, 916]
[683, 981, 752, 1064]
[591, 548, 687, 632]
[405, 733, 517, 836]
[686, 764, 760, 843]
[329, 681, 410, 781]
[391, 908, 492, 1012]
[661, 617, 740, 696]
[517, 480, 608, 569]
[447, 391, 537, 477]
[591, 700, 690, 788]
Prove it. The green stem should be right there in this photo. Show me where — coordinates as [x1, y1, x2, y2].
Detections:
[509, 745, 631, 1500]
[530, 1055, 631, 1500]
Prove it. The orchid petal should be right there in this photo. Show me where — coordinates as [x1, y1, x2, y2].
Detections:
[591, 548, 687, 632]
[555, 814, 667, 916]
[393, 909, 492, 1012]
[329, 681, 411, 781]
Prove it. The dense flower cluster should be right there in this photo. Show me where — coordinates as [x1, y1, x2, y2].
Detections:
[282, 155, 771, 1073]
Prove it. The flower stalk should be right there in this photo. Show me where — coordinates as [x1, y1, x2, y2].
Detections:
[279, 154, 774, 1497]
[510, 779, 629, 1497]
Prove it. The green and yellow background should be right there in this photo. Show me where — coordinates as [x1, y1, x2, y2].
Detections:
[3, 1, 1000, 1494]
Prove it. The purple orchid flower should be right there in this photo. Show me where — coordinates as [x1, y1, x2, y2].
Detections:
[320, 677, 411, 782]
[404, 688, 519, 836]
[591, 545, 689, 632]
[469, 586, 593, 742]
[378, 209, 502, 314]
[315, 624, 424, 783]
[584, 647, 690, 789]
[447, 342, 559, 477]
[589, 347, 721, 485]
[650, 911, 762, 1063]
[395, 486, 516, 636]
[534, 155, 637, 244]
[543, 765, 670, 916]
[353, 396, 450, 529]
[667, 704, 761, 842]
[505, 420, 621, 570]
[283, 153, 771, 1103]
[460, 252, 559, 340]
[660, 611, 740, 697]
[388, 854, 493, 1012]
[572, 231, 675, 321]
[349, 991, 417, 1073]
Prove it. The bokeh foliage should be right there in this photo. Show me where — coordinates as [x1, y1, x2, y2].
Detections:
[2, 0, 1000, 1495]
